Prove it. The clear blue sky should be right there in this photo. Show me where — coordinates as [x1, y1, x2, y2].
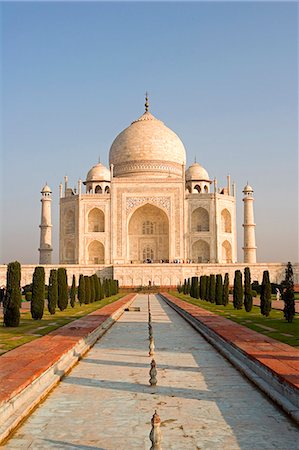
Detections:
[1, 2, 298, 264]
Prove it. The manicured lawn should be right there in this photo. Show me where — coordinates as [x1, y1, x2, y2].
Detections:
[0, 294, 124, 355]
[171, 292, 299, 348]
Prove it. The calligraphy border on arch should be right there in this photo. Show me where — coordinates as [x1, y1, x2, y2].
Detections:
[126, 196, 171, 216]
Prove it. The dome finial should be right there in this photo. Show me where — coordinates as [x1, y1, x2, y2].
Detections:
[145, 91, 149, 112]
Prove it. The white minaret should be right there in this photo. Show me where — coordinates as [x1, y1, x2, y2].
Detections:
[242, 183, 257, 263]
[39, 184, 53, 264]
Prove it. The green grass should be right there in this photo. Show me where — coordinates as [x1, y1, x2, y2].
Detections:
[0, 294, 124, 354]
[170, 292, 299, 348]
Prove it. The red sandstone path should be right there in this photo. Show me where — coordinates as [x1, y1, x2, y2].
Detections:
[162, 292, 299, 392]
[0, 294, 136, 408]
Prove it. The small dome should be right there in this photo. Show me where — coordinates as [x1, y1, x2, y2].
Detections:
[41, 184, 51, 193]
[185, 163, 210, 181]
[85, 163, 110, 183]
[243, 183, 253, 193]
[109, 110, 186, 178]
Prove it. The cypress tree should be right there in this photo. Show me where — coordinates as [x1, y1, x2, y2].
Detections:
[282, 262, 295, 323]
[205, 275, 210, 301]
[48, 269, 58, 314]
[3, 261, 22, 327]
[260, 270, 271, 317]
[195, 278, 200, 299]
[209, 275, 216, 303]
[57, 268, 68, 311]
[90, 276, 95, 302]
[222, 273, 229, 306]
[78, 274, 85, 305]
[187, 278, 191, 295]
[31, 266, 45, 320]
[92, 273, 100, 302]
[215, 274, 223, 305]
[233, 270, 243, 309]
[190, 277, 196, 298]
[107, 279, 112, 297]
[94, 275, 100, 301]
[244, 267, 253, 312]
[199, 276, 204, 299]
[183, 279, 187, 295]
[84, 276, 91, 304]
[99, 278, 104, 300]
[70, 274, 76, 308]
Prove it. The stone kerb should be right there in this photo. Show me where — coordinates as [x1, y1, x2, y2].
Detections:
[160, 292, 299, 424]
[0, 294, 136, 444]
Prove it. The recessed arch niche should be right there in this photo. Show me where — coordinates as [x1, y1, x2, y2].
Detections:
[191, 207, 209, 232]
[87, 240, 104, 264]
[221, 209, 232, 233]
[88, 208, 105, 232]
[222, 240, 232, 263]
[192, 239, 210, 263]
[128, 203, 169, 262]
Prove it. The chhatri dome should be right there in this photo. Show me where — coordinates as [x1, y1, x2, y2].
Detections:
[85, 162, 111, 182]
[109, 95, 186, 178]
[185, 162, 210, 181]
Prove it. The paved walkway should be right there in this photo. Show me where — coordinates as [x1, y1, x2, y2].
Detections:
[3, 294, 298, 449]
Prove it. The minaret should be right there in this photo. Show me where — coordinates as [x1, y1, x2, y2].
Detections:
[242, 183, 257, 263]
[39, 184, 53, 264]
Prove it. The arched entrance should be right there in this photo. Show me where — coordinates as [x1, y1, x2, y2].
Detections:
[128, 204, 169, 263]
[88, 240, 104, 264]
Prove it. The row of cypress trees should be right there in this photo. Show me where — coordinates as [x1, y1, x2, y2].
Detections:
[184, 273, 230, 306]
[181, 267, 274, 316]
[3, 262, 119, 326]
[77, 274, 118, 305]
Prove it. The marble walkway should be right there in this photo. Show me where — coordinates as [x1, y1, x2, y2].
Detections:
[3, 294, 299, 449]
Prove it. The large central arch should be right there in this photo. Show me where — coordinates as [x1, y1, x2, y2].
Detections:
[128, 203, 169, 262]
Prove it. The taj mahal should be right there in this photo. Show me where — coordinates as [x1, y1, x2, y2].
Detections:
[34, 96, 298, 288]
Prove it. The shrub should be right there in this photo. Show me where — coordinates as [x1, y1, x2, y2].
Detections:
[25, 291, 32, 301]
[78, 274, 85, 305]
[57, 268, 68, 311]
[244, 267, 253, 312]
[48, 269, 58, 314]
[282, 262, 295, 323]
[251, 281, 261, 295]
[260, 270, 271, 317]
[215, 274, 223, 305]
[222, 273, 229, 306]
[251, 290, 257, 298]
[70, 274, 76, 308]
[3, 261, 22, 327]
[31, 266, 45, 320]
[233, 270, 243, 309]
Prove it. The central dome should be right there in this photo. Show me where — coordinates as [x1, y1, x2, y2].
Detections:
[109, 110, 186, 178]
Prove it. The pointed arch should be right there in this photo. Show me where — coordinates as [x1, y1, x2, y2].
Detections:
[128, 203, 169, 263]
[95, 185, 102, 194]
[65, 241, 75, 262]
[192, 239, 210, 263]
[65, 209, 75, 234]
[88, 208, 105, 232]
[191, 207, 209, 232]
[88, 240, 104, 264]
[221, 209, 232, 233]
[222, 240, 232, 263]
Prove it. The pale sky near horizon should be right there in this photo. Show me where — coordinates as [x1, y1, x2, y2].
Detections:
[1, 2, 298, 264]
